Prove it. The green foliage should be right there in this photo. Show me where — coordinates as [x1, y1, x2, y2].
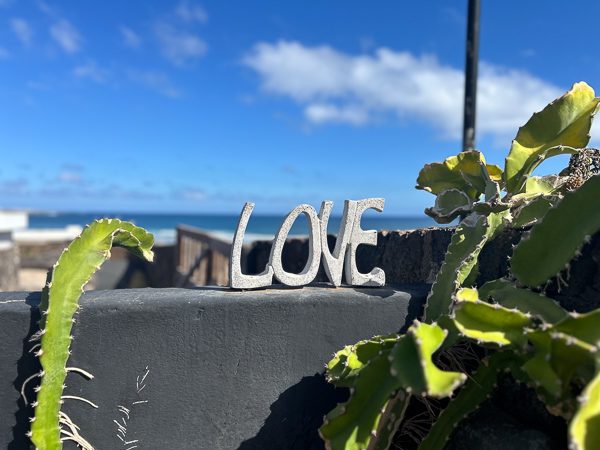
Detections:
[511, 175, 600, 288]
[416, 82, 600, 226]
[319, 323, 465, 450]
[416, 150, 502, 201]
[320, 82, 600, 450]
[423, 211, 507, 323]
[27, 219, 154, 450]
[480, 280, 567, 324]
[420, 351, 529, 450]
[452, 287, 532, 349]
[505, 81, 600, 194]
[570, 371, 600, 450]
[424, 188, 472, 224]
[422, 214, 488, 322]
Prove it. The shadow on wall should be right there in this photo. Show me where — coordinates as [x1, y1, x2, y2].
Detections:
[9, 292, 42, 450]
[237, 289, 425, 450]
[238, 373, 349, 450]
[115, 245, 176, 289]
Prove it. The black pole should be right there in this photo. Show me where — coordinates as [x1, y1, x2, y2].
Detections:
[463, 0, 480, 152]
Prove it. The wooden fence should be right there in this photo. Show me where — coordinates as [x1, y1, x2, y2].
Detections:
[175, 225, 233, 287]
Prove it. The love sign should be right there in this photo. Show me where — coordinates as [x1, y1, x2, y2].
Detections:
[229, 198, 386, 289]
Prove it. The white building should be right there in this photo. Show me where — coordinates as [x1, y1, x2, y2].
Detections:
[0, 210, 28, 250]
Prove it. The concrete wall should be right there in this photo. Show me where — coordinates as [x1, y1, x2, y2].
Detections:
[0, 284, 428, 450]
[3, 226, 600, 449]
[246, 227, 525, 285]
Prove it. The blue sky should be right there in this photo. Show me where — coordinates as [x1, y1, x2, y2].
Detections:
[1, 1, 600, 216]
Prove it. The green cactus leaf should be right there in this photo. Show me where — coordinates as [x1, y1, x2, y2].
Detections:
[569, 370, 600, 450]
[484, 178, 501, 201]
[420, 351, 529, 450]
[326, 334, 400, 388]
[524, 327, 594, 413]
[473, 159, 507, 212]
[416, 150, 501, 201]
[326, 345, 356, 388]
[486, 164, 504, 185]
[478, 279, 511, 301]
[454, 286, 479, 301]
[31, 219, 154, 450]
[511, 195, 558, 228]
[522, 331, 562, 396]
[424, 189, 473, 224]
[435, 315, 462, 352]
[391, 322, 466, 397]
[461, 259, 479, 288]
[424, 211, 508, 323]
[413, 322, 467, 396]
[527, 328, 596, 395]
[514, 175, 567, 199]
[321, 324, 465, 450]
[511, 175, 600, 288]
[483, 281, 567, 324]
[505, 82, 600, 194]
[320, 351, 403, 450]
[472, 199, 511, 215]
[486, 209, 510, 240]
[423, 214, 488, 322]
[371, 391, 411, 450]
[553, 309, 600, 347]
[462, 160, 503, 199]
[452, 288, 532, 349]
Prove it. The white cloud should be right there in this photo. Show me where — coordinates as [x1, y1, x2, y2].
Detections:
[182, 189, 208, 201]
[58, 171, 82, 183]
[73, 61, 110, 83]
[128, 70, 180, 98]
[26, 81, 49, 90]
[0, 47, 9, 59]
[154, 23, 207, 66]
[359, 37, 375, 53]
[176, 1, 208, 24]
[0, 179, 28, 196]
[243, 40, 564, 141]
[521, 49, 536, 57]
[11, 18, 34, 46]
[120, 26, 142, 49]
[305, 104, 369, 126]
[37, 2, 54, 15]
[476, 63, 561, 141]
[49, 19, 82, 54]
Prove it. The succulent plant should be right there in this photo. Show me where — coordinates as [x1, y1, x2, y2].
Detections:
[23, 219, 154, 450]
[320, 82, 600, 450]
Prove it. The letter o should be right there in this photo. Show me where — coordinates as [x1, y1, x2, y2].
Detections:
[270, 205, 322, 286]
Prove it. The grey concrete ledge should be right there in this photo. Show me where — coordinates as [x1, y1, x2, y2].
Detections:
[1, 283, 429, 450]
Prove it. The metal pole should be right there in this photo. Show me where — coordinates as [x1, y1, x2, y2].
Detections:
[462, 0, 480, 152]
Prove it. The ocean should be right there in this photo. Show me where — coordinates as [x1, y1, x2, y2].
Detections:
[28, 211, 443, 245]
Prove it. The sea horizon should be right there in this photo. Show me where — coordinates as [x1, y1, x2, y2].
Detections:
[26, 210, 445, 245]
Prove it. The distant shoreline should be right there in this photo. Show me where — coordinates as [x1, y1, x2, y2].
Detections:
[24, 211, 445, 246]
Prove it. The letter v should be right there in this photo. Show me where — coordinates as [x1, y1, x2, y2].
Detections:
[319, 200, 356, 287]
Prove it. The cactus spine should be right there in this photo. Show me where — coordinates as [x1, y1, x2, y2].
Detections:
[26, 219, 154, 450]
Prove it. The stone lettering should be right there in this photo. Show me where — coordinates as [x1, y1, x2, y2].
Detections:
[344, 198, 386, 286]
[229, 198, 386, 289]
[270, 204, 321, 286]
[319, 200, 356, 287]
[230, 203, 274, 289]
